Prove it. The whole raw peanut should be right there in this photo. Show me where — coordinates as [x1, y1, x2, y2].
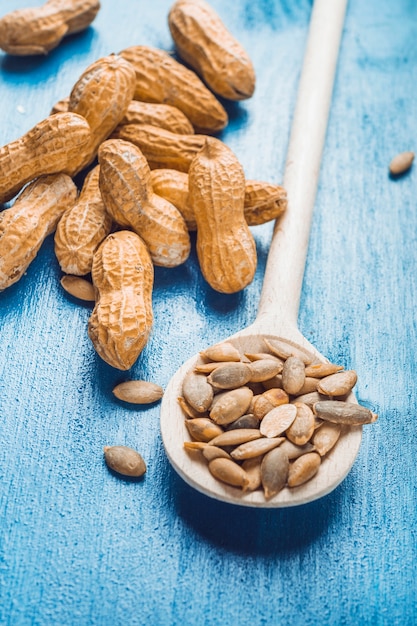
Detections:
[98, 139, 190, 267]
[168, 0, 256, 100]
[111, 123, 206, 172]
[54, 165, 113, 275]
[188, 137, 257, 293]
[0, 0, 100, 56]
[119, 45, 228, 133]
[0, 112, 92, 204]
[118, 101, 195, 135]
[88, 230, 154, 370]
[68, 54, 136, 172]
[150, 169, 287, 230]
[0, 173, 78, 291]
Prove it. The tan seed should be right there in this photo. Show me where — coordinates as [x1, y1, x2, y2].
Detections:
[252, 388, 289, 420]
[183, 441, 208, 451]
[194, 361, 238, 374]
[264, 338, 313, 365]
[305, 363, 344, 378]
[261, 447, 289, 499]
[261, 375, 283, 390]
[285, 401, 315, 446]
[287, 452, 321, 488]
[103, 445, 146, 478]
[317, 370, 358, 397]
[207, 362, 252, 389]
[209, 387, 253, 425]
[185, 418, 224, 442]
[200, 341, 241, 362]
[208, 428, 262, 448]
[311, 422, 342, 456]
[112, 380, 163, 404]
[245, 352, 284, 364]
[241, 457, 263, 491]
[177, 396, 208, 418]
[282, 356, 306, 395]
[313, 401, 378, 425]
[60, 275, 95, 302]
[202, 445, 231, 461]
[182, 371, 214, 413]
[291, 391, 324, 409]
[225, 413, 259, 431]
[279, 439, 316, 460]
[389, 151, 414, 176]
[230, 437, 284, 461]
[208, 458, 250, 490]
[248, 359, 283, 383]
[295, 377, 319, 395]
[260, 403, 297, 438]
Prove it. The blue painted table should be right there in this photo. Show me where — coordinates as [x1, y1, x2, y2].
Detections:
[0, 1, 416, 624]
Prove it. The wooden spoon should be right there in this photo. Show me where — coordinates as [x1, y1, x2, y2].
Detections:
[160, 0, 361, 507]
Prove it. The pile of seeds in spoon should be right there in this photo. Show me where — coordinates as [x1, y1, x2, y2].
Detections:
[179, 337, 378, 500]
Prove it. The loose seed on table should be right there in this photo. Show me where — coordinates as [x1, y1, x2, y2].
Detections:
[112, 380, 164, 405]
[103, 445, 146, 478]
[389, 151, 414, 176]
[60, 275, 95, 302]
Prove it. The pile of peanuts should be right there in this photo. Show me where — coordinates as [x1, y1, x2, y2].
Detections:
[0, 0, 288, 372]
[179, 338, 378, 499]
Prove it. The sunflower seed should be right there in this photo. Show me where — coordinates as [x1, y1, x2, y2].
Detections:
[285, 401, 315, 446]
[261, 447, 289, 499]
[230, 437, 284, 461]
[208, 428, 262, 447]
[200, 341, 241, 362]
[282, 356, 306, 395]
[182, 372, 214, 413]
[185, 418, 224, 442]
[210, 387, 253, 425]
[103, 445, 146, 477]
[112, 380, 163, 404]
[311, 422, 342, 456]
[208, 458, 250, 490]
[207, 362, 252, 389]
[313, 401, 378, 425]
[317, 370, 357, 397]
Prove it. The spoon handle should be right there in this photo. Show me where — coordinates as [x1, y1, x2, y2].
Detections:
[255, 0, 348, 334]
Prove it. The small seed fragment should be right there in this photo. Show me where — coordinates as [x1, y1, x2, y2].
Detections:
[313, 401, 378, 425]
[200, 341, 241, 362]
[60, 275, 95, 301]
[183, 441, 208, 451]
[112, 380, 163, 404]
[260, 404, 297, 438]
[287, 452, 321, 488]
[209, 387, 253, 425]
[182, 371, 214, 413]
[185, 418, 224, 442]
[261, 447, 289, 499]
[389, 151, 414, 176]
[317, 370, 357, 398]
[230, 437, 284, 461]
[248, 359, 283, 383]
[311, 422, 342, 456]
[282, 356, 306, 395]
[103, 445, 146, 477]
[285, 401, 315, 446]
[208, 428, 262, 448]
[207, 362, 252, 389]
[208, 458, 250, 490]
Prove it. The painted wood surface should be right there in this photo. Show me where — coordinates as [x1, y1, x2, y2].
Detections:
[0, 0, 416, 624]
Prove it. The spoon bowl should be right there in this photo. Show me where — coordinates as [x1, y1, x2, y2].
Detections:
[160, 0, 360, 507]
